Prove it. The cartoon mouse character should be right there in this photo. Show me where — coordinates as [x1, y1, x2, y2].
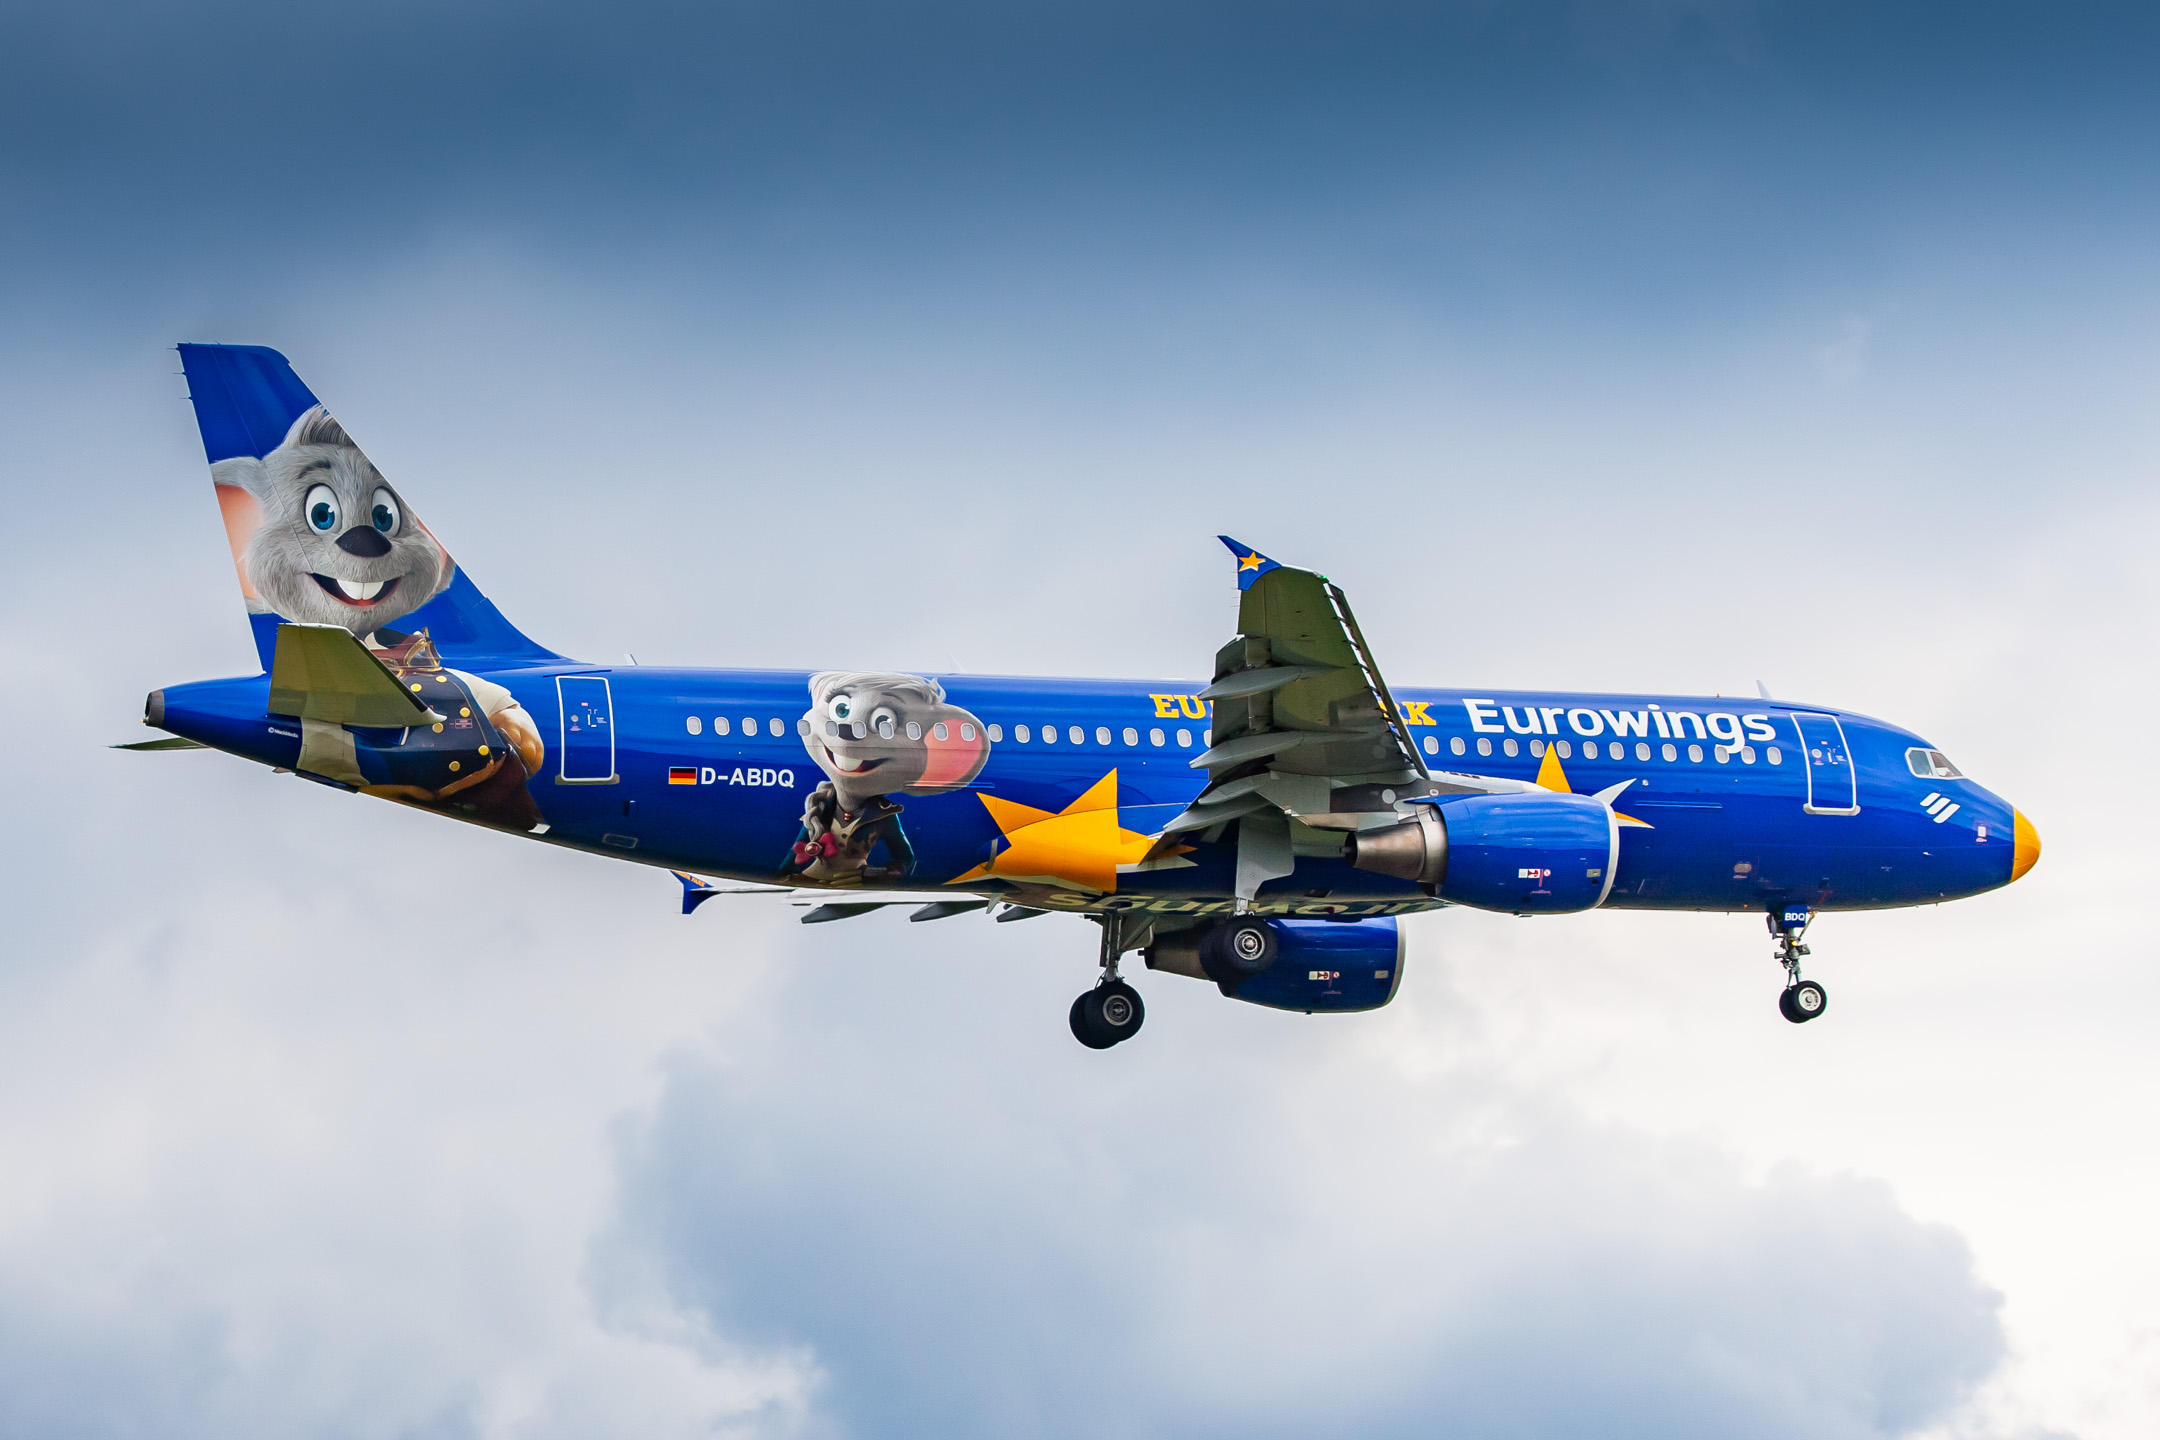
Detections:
[212, 406, 545, 831]
[211, 405, 454, 637]
[784, 671, 990, 885]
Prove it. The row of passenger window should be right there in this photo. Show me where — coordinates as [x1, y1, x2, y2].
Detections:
[678, 712, 1778, 768]
[1429, 733, 1784, 767]
[1006, 723, 1208, 749]
[681, 713, 1211, 750]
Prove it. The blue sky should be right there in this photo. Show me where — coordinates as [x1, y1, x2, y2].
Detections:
[2, 3, 2156, 1436]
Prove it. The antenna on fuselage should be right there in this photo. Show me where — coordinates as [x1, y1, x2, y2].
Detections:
[1755, 679, 1774, 700]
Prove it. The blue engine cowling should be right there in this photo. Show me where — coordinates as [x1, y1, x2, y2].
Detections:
[1155, 916, 1404, 1013]
[1346, 791, 1617, 914]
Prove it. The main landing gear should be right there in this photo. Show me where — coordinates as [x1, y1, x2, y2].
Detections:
[1771, 906, 1828, 1024]
[1071, 913, 1147, 1049]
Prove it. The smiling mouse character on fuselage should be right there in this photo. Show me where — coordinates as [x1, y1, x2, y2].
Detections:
[786, 671, 990, 885]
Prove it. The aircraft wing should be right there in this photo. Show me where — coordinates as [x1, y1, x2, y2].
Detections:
[1172, 538, 1509, 901]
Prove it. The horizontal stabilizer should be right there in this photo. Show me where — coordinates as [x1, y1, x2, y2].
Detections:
[268, 623, 439, 727]
[113, 736, 208, 751]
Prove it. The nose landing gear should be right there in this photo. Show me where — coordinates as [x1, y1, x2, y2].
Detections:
[1071, 912, 1147, 1049]
[1771, 906, 1828, 1024]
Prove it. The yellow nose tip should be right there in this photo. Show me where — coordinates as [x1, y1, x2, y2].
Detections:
[2011, 810, 2041, 882]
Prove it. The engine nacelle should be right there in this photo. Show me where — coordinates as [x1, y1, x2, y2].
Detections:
[1146, 917, 1404, 1013]
[1346, 792, 1616, 914]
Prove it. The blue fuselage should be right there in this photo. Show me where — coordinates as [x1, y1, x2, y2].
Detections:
[156, 662, 2021, 918]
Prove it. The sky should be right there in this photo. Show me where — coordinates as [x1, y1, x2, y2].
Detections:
[2, 0, 2157, 1435]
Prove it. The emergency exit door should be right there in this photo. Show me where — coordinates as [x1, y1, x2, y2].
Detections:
[1790, 712, 1858, 815]
[556, 675, 618, 784]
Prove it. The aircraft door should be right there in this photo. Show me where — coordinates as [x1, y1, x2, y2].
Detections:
[1790, 712, 1858, 815]
[556, 675, 618, 784]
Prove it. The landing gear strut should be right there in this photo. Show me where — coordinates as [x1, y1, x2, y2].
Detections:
[1771, 906, 1828, 1024]
[1071, 913, 1147, 1049]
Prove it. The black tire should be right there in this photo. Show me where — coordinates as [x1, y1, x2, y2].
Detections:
[1201, 916, 1278, 988]
[1070, 992, 1115, 1049]
[1788, 979, 1827, 1022]
[1778, 988, 1803, 1024]
[1071, 984, 1144, 1048]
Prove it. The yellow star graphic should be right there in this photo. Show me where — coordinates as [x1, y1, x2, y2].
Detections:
[1238, 551, 1266, 572]
[1533, 744, 1650, 827]
[950, 770, 1167, 892]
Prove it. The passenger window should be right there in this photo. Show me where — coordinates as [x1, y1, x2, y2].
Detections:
[1150, 728, 1166, 747]
[1450, 736, 1466, 756]
[769, 718, 783, 737]
[1767, 746, 1782, 765]
[741, 717, 755, 737]
[906, 722, 922, 740]
[1687, 744, 1703, 763]
[988, 724, 1003, 742]
[1042, 724, 1057, 744]
[934, 723, 949, 741]
[1071, 726, 1086, 745]
[1122, 727, 1138, 746]
[1635, 742, 1651, 761]
[1530, 739, 1545, 756]
[1015, 724, 1031, 742]
[714, 717, 731, 736]
[1096, 726, 1112, 746]
[1176, 728, 1193, 747]
[1502, 738, 1518, 757]
[686, 715, 702, 735]
[1423, 735, 1439, 755]
[1661, 743, 1676, 762]
[1555, 741, 1571, 759]
[1583, 741, 1599, 759]
[960, 723, 976, 741]
[1477, 737, 1492, 757]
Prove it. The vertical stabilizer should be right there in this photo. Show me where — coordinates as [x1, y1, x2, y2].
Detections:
[177, 344, 557, 670]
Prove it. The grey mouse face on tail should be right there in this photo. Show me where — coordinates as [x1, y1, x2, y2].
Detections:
[224, 406, 452, 636]
[800, 671, 991, 811]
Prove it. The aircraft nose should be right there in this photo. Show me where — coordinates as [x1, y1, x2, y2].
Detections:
[2011, 810, 2042, 882]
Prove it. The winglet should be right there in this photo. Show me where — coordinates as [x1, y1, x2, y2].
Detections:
[1217, 536, 1282, 591]
[673, 870, 723, 916]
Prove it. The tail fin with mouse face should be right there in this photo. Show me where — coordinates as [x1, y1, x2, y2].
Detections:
[176, 343, 558, 670]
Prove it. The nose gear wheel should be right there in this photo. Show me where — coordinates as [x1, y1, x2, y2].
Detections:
[1770, 910, 1828, 1024]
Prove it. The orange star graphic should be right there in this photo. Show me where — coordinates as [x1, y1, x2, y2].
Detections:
[1533, 745, 1650, 827]
[951, 770, 1168, 892]
[1238, 551, 1266, 572]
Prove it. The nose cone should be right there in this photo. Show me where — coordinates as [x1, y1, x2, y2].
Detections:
[2011, 810, 2042, 882]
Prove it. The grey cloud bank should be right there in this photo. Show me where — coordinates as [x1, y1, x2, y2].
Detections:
[608, 951, 2004, 1439]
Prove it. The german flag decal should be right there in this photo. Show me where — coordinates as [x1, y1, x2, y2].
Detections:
[668, 766, 698, 785]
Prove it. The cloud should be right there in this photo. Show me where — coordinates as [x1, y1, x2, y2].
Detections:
[600, 937, 2004, 1440]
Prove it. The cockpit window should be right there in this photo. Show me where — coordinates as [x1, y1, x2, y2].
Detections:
[1906, 747, 1964, 779]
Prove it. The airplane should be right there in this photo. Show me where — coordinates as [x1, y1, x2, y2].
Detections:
[131, 343, 2042, 1049]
